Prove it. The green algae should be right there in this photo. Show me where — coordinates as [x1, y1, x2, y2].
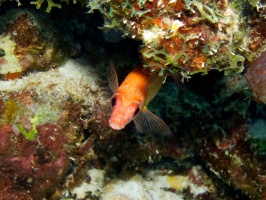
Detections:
[30, 0, 80, 12]
[192, 1, 219, 23]
[31, 0, 61, 12]
[248, 0, 260, 7]
[137, 0, 147, 9]
[87, 0, 108, 14]
[18, 116, 39, 140]
[35, 102, 60, 123]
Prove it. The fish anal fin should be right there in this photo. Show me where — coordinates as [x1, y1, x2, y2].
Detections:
[108, 61, 119, 92]
[133, 107, 172, 136]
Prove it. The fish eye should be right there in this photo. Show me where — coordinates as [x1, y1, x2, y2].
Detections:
[133, 107, 140, 116]
[111, 96, 116, 107]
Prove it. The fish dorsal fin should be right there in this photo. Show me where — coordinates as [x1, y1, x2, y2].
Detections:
[108, 61, 119, 92]
[145, 70, 166, 105]
[133, 107, 172, 136]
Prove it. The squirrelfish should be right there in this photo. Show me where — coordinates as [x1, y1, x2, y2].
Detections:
[108, 62, 171, 135]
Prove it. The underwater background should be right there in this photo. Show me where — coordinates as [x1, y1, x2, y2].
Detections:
[0, 0, 266, 199]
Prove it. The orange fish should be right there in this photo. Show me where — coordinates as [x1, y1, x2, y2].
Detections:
[108, 62, 171, 135]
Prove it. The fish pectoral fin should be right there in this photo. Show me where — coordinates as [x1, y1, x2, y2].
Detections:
[108, 61, 119, 92]
[133, 108, 172, 136]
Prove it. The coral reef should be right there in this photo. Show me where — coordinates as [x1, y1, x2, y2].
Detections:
[3, 0, 266, 79]
[63, 166, 221, 199]
[0, 1, 266, 200]
[247, 12, 266, 54]
[248, 0, 266, 18]
[0, 57, 108, 199]
[0, 9, 71, 80]
[199, 123, 266, 199]
[0, 124, 70, 199]
[91, 0, 252, 77]
[148, 70, 266, 199]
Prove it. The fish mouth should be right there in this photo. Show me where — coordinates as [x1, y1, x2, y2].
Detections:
[109, 122, 124, 130]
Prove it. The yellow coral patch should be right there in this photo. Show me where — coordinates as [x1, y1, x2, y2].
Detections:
[0, 35, 22, 75]
[4, 99, 18, 124]
[166, 175, 188, 191]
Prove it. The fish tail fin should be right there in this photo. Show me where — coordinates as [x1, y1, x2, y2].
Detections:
[133, 107, 172, 136]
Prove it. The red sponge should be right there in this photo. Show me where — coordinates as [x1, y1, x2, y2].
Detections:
[246, 51, 266, 104]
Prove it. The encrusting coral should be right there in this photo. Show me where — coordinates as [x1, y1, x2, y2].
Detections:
[87, 0, 252, 78]
[0, 9, 70, 80]
[0, 57, 110, 199]
[2, 0, 264, 78]
[0, 124, 70, 199]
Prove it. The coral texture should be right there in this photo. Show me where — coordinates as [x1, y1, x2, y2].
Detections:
[0, 124, 70, 199]
[0, 10, 69, 80]
[0, 1, 266, 200]
[0, 58, 107, 199]
[93, 0, 250, 77]
[200, 124, 266, 199]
